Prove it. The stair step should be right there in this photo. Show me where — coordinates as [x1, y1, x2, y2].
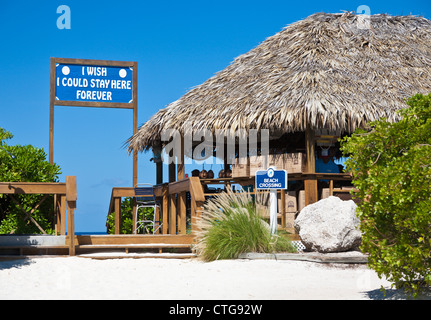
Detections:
[75, 243, 191, 249]
[77, 252, 197, 260]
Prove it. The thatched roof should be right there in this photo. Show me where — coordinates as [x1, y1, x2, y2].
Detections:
[128, 12, 431, 153]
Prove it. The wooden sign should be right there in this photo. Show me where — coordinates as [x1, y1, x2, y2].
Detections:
[49, 58, 138, 186]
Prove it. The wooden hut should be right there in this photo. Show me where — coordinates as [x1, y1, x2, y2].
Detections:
[125, 12, 431, 231]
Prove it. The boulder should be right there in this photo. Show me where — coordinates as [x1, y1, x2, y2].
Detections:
[294, 196, 361, 253]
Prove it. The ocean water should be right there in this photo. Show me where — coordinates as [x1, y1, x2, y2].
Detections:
[74, 232, 108, 235]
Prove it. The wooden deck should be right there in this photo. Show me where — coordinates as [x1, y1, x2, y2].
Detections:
[0, 234, 195, 259]
[0, 173, 353, 258]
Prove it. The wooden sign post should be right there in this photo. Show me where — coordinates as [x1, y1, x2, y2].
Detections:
[66, 176, 77, 256]
[49, 58, 138, 187]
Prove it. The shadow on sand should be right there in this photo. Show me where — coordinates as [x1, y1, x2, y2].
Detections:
[0, 258, 34, 270]
[365, 287, 431, 300]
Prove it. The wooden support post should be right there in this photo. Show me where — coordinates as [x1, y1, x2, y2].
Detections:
[169, 195, 177, 234]
[114, 197, 121, 235]
[280, 189, 286, 227]
[189, 177, 205, 233]
[66, 176, 77, 256]
[162, 185, 169, 234]
[304, 127, 318, 206]
[156, 161, 163, 185]
[177, 135, 185, 180]
[56, 194, 66, 235]
[169, 146, 176, 183]
[178, 192, 186, 234]
[49, 59, 55, 165]
[154, 146, 163, 185]
[155, 205, 161, 234]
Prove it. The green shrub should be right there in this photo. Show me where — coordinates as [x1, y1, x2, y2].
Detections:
[194, 188, 296, 261]
[340, 93, 431, 297]
[106, 197, 155, 234]
[0, 128, 61, 234]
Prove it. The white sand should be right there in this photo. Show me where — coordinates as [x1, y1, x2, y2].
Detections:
[1, 256, 419, 300]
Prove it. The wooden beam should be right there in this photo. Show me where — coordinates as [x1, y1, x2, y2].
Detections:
[66, 176, 77, 256]
[169, 195, 177, 234]
[114, 197, 121, 235]
[162, 185, 169, 234]
[156, 161, 163, 185]
[188, 177, 205, 202]
[305, 127, 318, 205]
[132, 61, 138, 188]
[177, 135, 185, 180]
[280, 189, 286, 227]
[49, 58, 55, 164]
[178, 192, 186, 234]
[169, 163, 176, 183]
[0, 182, 66, 194]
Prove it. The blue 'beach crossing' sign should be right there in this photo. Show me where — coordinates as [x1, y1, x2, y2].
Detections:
[55, 63, 134, 104]
[255, 168, 287, 190]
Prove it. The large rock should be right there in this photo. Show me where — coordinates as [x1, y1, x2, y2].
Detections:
[294, 196, 361, 253]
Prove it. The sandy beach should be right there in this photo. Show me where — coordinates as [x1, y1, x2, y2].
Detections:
[1, 256, 425, 300]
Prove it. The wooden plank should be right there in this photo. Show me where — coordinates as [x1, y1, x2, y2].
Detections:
[66, 176, 77, 201]
[52, 57, 136, 68]
[76, 243, 191, 249]
[112, 187, 135, 198]
[132, 61, 138, 188]
[168, 178, 190, 195]
[156, 161, 163, 185]
[178, 192, 186, 234]
[169, 195, 177, 234]
[305, 126, 315, 173]
[114, 197, 121, 235]
[74, 234, 194, 245]
[49, 58, 56, 164]
[305, 127, 318, 205]
[0, 182, 66, 194]
[67, 202, 76, 256]
[53, 100, 134, 109]
[280, 189, 286, 227]
[188, 177, 205, 202]
[56, 194, 66, 235]
[162, 186, 169, 234]
[177, 135, 185, 180]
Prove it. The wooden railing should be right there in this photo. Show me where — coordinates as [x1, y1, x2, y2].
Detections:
[0, 176, 78, 255]
[108, 177, 205, 235]
[108, 173, 354, 235]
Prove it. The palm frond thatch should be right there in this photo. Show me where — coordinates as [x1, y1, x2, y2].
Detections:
[128, 12, 431, 153]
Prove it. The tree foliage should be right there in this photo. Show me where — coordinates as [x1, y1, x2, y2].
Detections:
[106, 197, 156, 234]
[340, 93, 431, 296]
[0, 128, 61, 234]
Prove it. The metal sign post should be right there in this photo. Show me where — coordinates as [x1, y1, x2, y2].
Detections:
[255, 167, 288, 234]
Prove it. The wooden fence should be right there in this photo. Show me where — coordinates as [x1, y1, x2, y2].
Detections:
[108, 173, 354, 235]
[0, 176, 77, 255]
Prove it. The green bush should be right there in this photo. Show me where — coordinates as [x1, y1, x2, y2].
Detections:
[340, 93, 431, 297]
[194, 188, 296, 261]
[0, 128, 61, 234]
[106, 197, 155, 234]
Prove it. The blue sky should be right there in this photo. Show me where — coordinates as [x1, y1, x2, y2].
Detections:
[1, 0, 430, 232]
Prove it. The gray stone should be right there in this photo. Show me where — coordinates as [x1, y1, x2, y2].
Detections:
[294, 196, 361, 253]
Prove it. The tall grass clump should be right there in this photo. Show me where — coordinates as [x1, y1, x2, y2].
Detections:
[194, 188, 296, 261]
